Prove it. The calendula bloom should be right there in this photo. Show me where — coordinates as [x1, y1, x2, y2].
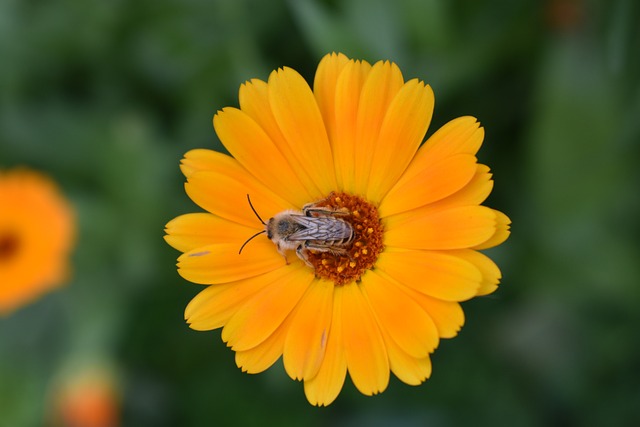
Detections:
[49, 365, 120, 427]
[0, 168, 75, 315]
[165, 52, 510, 406]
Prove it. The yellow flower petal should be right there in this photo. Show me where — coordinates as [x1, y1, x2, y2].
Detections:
[379, 323, 432, 386]
[341, 282, 389, 396]
[185, 266, 292, 331]
[240, 79, 325, 201]
[380, 153, 478, 217]
[366, 80, 435, 204]
[180, 148, 234, 178]
[447, 163, 494, 205]
[352, 60, 404, 195]
[420, 116, 484, 163]
[213, 107, 314, 206]
[177, 242, 285, 285]
[222, 263, 313, 351]
[473, 210, 511, 250]
[385, 163, 494, 222]
[185, 169, 290, 229]
[235, 314, 292, 374]
[448, 249, 502, 296]
[283, 279, 333, 381]
[375, 248, 482, 301]
[361, 270, 439, 358]
[384, 206, 497, 250]
[332, 59, 372, 191]
[239, 79, 325, 200]
[164, 213, 255, 253]
[268, 67, 337, 195]
[404, 288, 465, 339]
[429, 164, 494, 213]
[303, 285, 347, 407]
[314, 52, 350, 145]
[377, 116, 483, 216]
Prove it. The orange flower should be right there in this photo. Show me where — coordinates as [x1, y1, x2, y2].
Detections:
[49, 366, 120, 427]
[0, 168, 75, 314]
[165, 53, 510, 405]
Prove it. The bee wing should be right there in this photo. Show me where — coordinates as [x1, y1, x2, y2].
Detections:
[288, 216, 351, 241]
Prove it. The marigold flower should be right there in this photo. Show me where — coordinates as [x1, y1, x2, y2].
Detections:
[48, 365, 120, 427]
[0, 168, 75, 315]
[165, 53, 511, 406]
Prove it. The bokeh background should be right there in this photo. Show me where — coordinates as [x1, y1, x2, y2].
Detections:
[1, 0, 639, 425]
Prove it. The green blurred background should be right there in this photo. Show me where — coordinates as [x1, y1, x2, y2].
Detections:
[1, 0, 639, 425]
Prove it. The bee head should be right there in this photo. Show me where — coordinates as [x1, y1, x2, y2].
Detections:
[266, 218, 275, 240]
[266, 214, 291, 241]
[267, 212, 303, 242]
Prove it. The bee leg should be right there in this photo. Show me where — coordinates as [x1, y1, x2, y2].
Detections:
[305, 207, 350, 217]
[302, 203, 350, 217]
[296, 244, 314, 268]
[332, 245, 353, 261]
[343, 250, 355, 263]
[301, 192, 334, 212]
[276, 243, 290, 265]
[302, 193, 345, 217]
[304, 242, 348, 256]
[305, 243, 353, 264]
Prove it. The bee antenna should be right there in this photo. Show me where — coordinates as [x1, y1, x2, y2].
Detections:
[246, 194, 266, 225]
[239, 230, 266, 254]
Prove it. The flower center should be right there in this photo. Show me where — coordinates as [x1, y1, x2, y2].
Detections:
[0, 231, 20, 263]
[306, 192, 384, 286]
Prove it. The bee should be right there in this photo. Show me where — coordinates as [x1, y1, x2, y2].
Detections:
[239, 194, 354, 267]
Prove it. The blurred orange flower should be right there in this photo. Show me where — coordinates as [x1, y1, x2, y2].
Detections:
[48, 366, 120, 427]
[0, 168, 75, 314]
[165, 53, 510, 405]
